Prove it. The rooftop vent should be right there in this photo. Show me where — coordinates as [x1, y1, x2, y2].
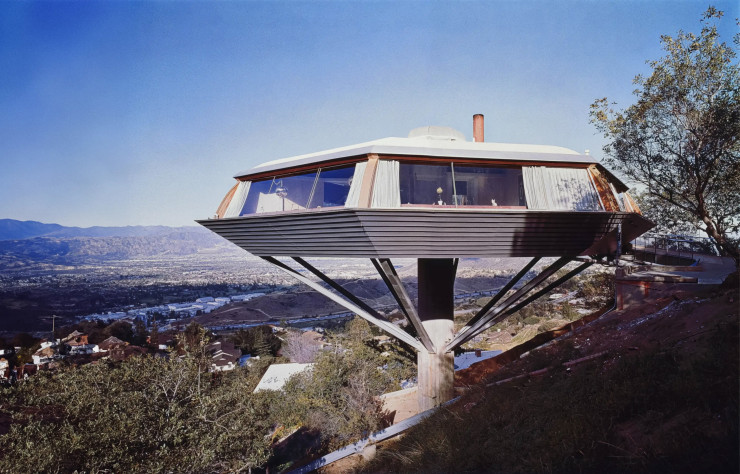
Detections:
[408, 126, 466, 142]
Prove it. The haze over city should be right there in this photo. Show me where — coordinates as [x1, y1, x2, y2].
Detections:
[1, 0, 737, 227]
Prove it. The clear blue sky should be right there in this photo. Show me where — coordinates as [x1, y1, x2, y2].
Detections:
[1, 0, 737, 227]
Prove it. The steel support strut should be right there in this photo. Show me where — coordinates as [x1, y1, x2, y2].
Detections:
[261, 257, 424, 352]
[445, 256, 573, 351]
[455, 257, 541, 340]
[371, 258, 436, 352]
[293, 257, 379, 318]
[463, 261, 594, 342]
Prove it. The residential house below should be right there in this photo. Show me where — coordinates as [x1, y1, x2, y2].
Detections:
[62, 331, 98, 355]
[205, 340, 242, 372]
[95, 336, 128, 353]
[253, 362, 313, 392]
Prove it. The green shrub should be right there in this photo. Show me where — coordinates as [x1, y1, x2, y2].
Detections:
[272, 318, 415, 451]
[522, 316, 540, 325]
[537, 319, 564, 333]
[0, 356, 272, 473]
[560, 301, 580, 321]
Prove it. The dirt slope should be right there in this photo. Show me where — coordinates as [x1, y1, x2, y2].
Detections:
[357, 274, 739, 473]
[457, 277, 738, 386]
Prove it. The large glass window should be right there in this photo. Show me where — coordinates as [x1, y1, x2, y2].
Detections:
[399, 162, 526, 207]
[452, 165, 526, 207]
[234, 160, 529, 215]
[399, 163, 455, 205]
[307, 165, 355, 209]
[240, 171, 317, 214]
[238, 164, 357, 215]
[241, 179, 276, 215]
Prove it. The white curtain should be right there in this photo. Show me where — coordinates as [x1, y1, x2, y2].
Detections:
[522, 167, 602, 211]
[344, 162, 367, 208]
[522, 167, 549, 210]
[223, 181, 251, 217]
[371, 160, 401, 208]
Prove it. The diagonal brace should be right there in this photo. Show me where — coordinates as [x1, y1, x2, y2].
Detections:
[294, 257, 433, 350]
[371, 258, 435, 353]
[457, 257, 540, 339]
[261, 257, 424, 352]
[460, 261, 594, 345]
[294, 257, 381, 321]
[445, 256, 572, 351]
[502, 261, 593, 319]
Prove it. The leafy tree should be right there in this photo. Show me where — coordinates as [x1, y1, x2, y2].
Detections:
[230, 326, 281, 357]
[85, 325, 107, 345]
[281, 329, 322, 363]
[273, 317, 415, 449]
[105, 320, 134, 343]
[7, 333, 39, 366]
[14, 346, 38, 366]
[178, 322, 210, 360]
[276, 348, 387, 449]
[132, 318, 148, 346]
[149, 321, 160, 347]
[591, 8, 740, 263]
[251, 330, 272, 358]
[0, 356, 273, 472]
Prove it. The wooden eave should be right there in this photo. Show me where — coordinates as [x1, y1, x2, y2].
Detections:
[595, 163, 629, 193]
[236, 155, 369, 182]
[235, 153, 594, 182]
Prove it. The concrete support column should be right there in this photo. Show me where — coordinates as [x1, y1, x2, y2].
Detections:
[417, 258, 456, 411]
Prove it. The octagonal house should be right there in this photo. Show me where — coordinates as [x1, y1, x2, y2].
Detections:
[198, 115, 653, 410]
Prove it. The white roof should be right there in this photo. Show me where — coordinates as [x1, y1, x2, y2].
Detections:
[252, 362, 313, 392]
[235, 134, 594, 178]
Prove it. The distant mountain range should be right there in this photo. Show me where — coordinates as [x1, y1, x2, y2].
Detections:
[0, 219, 200, 241]
[0, 219, 235, 266]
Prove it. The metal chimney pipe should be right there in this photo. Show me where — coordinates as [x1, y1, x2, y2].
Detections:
[473, 114, 484, 142]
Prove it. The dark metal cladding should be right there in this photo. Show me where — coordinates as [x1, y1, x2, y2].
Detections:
[196, 208, 653, 258]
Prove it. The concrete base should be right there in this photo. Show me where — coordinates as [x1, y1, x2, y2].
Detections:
[416, 259, 457, 411]
[417, 349, 455, 411]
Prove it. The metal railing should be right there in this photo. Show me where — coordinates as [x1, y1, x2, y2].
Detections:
[630, 233, 718, 264]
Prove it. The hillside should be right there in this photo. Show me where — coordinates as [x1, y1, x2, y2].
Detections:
[356, 275, 739, 473]
[0, 219, 193, 241]
[0, 219, 65, 240]
[0, 219, 233, 267]
[0, 232, 230, 266]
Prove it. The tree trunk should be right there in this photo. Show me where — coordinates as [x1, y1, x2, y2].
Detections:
[701, 214, 740, 266]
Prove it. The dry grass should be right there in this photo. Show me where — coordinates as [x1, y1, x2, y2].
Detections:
[359, 318, 739, 473]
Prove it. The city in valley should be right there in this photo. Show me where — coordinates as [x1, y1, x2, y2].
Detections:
[0, 220, 612, 383]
